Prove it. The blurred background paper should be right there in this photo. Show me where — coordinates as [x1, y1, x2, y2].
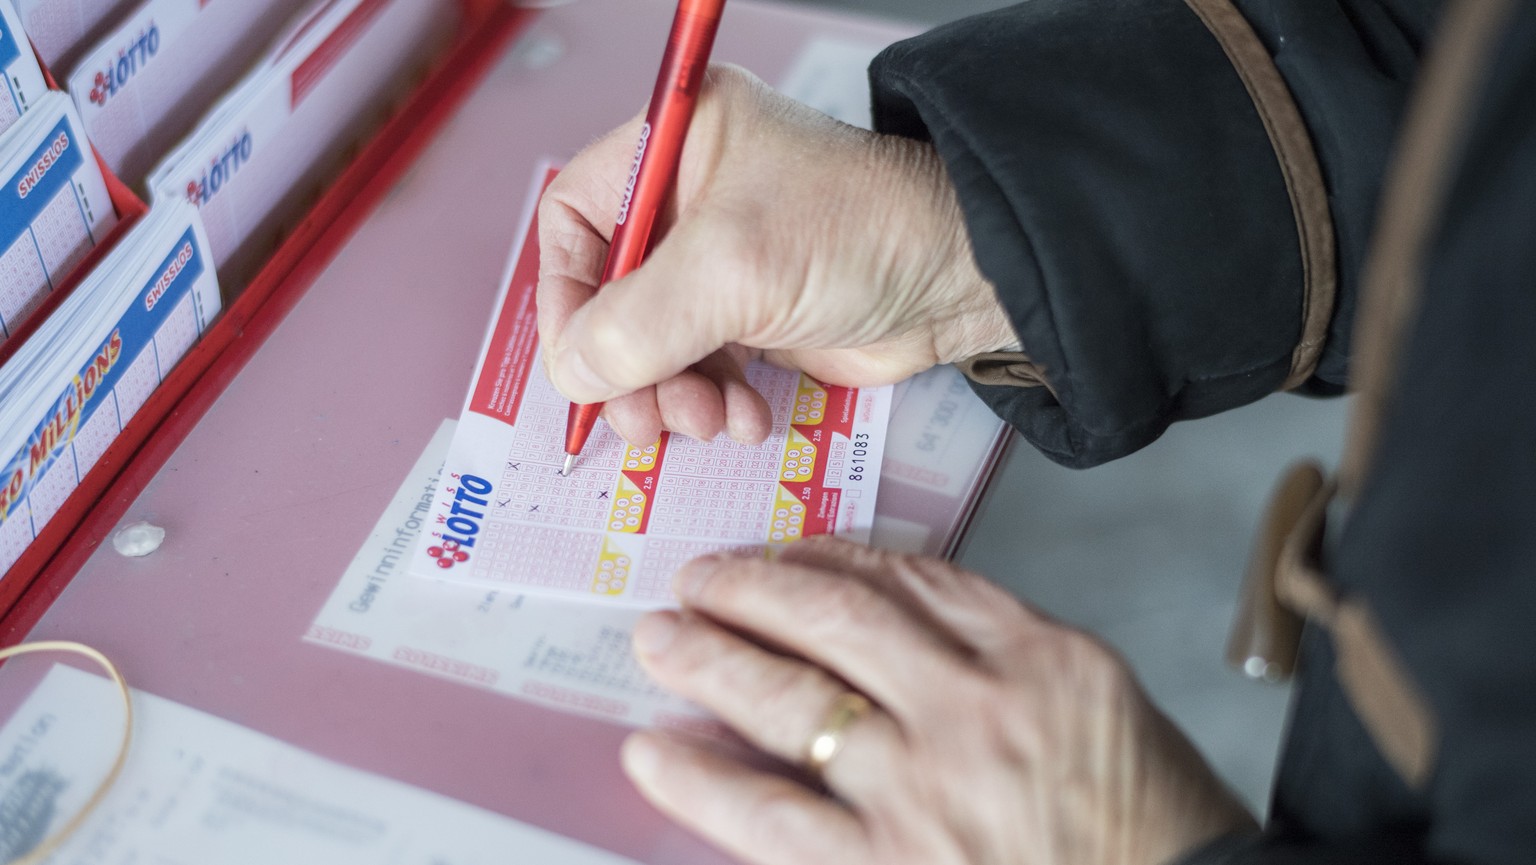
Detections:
[65, 0, 313, 189]
[0, 0, 49, 137]
[14, 0, 137, 71]
[0, 92, 116, 348]
[147, 0, 457, 289]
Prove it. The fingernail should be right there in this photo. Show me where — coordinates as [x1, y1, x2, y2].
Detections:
[633, 611, 680, 656]
[671, 558, 716, 601]
[554, 348, 612, 401]
[621, 732, 662, 782]
[724, 412, 750, 445]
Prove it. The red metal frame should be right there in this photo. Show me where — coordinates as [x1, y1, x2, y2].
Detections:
[0, 1, 536, 639]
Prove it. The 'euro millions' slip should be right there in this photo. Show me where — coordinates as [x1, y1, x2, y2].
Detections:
[65, 0, 312, 186]
[145, 0, 455, 285]
[0, 200, 220, 579]
[0, 1, 48, 138]
[0, 91, 117, 348]
[407, 165, 892, 607]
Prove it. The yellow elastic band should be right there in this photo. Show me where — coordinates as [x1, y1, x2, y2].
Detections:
[0, 641, 132, 865]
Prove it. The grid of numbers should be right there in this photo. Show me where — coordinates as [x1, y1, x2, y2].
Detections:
[522, 626, 670, 698]
[113, 344, 161, 420]
[506, 364, 629, 469]
[31, 189, 92, 277]
[0, 504, 31, 574]
[492, 462, 612, 531]
[0, 89, 18, 132]
[153, 294, 201, 364]
[747, 365, 801, 436]
[71, 395, 120, 471]
[469, 524, 602, 589]
[635, 539, 759, 602]
[0, 229, 50, 337]
[649, 476, 773, 542]
[663, 432, 789, 481]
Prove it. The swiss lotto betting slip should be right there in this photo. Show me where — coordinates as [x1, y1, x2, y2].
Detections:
[408, 166, 892, 607]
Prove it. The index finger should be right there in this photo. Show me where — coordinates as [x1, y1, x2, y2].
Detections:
[535, 115, 646, 356]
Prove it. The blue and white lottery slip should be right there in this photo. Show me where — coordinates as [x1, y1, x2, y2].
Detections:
[0, 0, 48, 138]
[0, 90, 118, 348]
[0, 199, 221, 579]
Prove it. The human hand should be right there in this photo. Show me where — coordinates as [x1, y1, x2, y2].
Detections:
[623, 537, 1257, 865]
[537, 65, 1018, 447]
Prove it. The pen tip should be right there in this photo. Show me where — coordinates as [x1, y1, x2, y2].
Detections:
[561, 454, 576, 477]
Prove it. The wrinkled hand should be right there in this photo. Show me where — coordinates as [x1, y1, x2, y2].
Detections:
[623, 537, 1256, 865]
[536, 65, 1017, 447]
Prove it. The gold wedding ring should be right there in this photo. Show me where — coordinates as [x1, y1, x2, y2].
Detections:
[805, 691, 872, 776]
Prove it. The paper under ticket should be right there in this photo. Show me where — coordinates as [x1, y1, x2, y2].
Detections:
[0, 664, 640, 864]
[407, 164, 892, 606]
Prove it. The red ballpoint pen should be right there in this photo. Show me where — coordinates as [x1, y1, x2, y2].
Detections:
[560, 0, 727, 476]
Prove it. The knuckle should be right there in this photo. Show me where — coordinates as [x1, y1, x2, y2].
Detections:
[753, 664, 831, 747]
[749, 786, 819, 847]
[652, 617, 716, 677]
[799, 575, 885, 634]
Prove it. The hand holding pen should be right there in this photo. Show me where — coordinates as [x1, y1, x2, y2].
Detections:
[536, 37, 1017, 471]
[556, 0, 729, 475]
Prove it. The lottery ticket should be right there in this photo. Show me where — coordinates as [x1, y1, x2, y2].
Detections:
[0, 0, 49, 139]
[65, 0, 312, 187]
[0, 91, 117, 348]
[146, 0, 454, 286]
[14, 0, 136, 70]
[310, 419, 711, 730]
[407, 164, 892, 607]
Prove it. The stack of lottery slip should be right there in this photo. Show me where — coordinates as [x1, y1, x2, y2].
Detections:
[0, 90, 117, 350]
[146, 0, 456, 289]
[13, 0, 137, 72]
[0, 0, 49, 138]
[0, 199, 219, 579]
[64, 0, 314, 188]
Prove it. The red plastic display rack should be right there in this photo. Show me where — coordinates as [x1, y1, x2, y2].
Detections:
[0, 0, 538, 636]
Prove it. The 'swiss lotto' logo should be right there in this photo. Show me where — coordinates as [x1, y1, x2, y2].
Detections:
[427, 539, 468, 568]
[89, 25, 160, 106]
[429, 474, 492, 569]
[184, 131, 253, 207]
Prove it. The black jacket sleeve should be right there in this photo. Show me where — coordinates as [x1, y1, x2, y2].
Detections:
[868, 0, 1433, 468]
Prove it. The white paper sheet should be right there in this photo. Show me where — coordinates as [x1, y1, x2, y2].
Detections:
[0, 663, 641, 864]
[775, 35, 887, 130]
[309, 418, 712, 729]
[406, 165, 893, 607]
[14, 0, 135, 71]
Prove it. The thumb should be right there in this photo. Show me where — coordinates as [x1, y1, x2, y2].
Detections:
[548, 218, 752, 402]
